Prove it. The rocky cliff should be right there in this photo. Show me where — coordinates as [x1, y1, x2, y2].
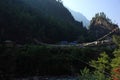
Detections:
[89, 12, 119, 40]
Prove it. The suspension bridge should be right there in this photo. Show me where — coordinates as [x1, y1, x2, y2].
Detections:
[34, 27, 120, 48]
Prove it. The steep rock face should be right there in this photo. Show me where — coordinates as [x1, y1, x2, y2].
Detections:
[89, 13, 119, 40]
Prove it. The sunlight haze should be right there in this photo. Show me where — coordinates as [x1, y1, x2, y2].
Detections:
[62, 0, 120, 26]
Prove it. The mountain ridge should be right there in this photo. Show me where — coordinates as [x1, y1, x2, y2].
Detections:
[0, 0, 87, 44]
[68, 8, 90, 28]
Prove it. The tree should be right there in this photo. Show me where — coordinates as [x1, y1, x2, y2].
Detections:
[80, 67, 110, 80]
[90, 52, 110, 72]
[112, 35, 120, 47]
[111, 48, 120, 80]
[100, 12, 106, 19]
[94, 12, 106, 19]
[95, 13, 99, 18]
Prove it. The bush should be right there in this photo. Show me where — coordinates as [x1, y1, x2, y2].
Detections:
[79, 67, 110, 80]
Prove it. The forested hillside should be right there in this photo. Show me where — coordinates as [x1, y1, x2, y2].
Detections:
[0, 0, 87, 44]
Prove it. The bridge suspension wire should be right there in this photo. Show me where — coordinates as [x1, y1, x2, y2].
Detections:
[97, 27, 119, 41]
[74, 27, 120, 77]
[33, 27, 119, 47]
[76, 27, 119, 77]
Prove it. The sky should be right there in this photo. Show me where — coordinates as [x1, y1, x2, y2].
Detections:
[62, 0, 120, 26]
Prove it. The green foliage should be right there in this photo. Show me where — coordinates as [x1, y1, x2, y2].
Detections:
[110, 46, 120, 79]
[90, 52, 111, 72]
[112, 35, 120, 47]
[79, 67, 110, 80]
[111, 49, 120, 69]
[89, 52, 111, 80]
[80, 67, 98, 80]
[78, 35, 120, 80]
[80, 67, 94, 80]
[87, 47, 120, 79]
[0, 45, 99, 77]
[0, 44, 113, 78]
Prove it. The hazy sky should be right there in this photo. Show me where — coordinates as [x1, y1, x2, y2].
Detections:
[62, 0, 120, 26]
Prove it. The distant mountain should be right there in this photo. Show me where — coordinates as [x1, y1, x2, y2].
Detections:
[68, 9, 90, 28]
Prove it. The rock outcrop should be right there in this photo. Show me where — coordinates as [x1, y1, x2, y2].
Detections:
[89, 12, 119, 40]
